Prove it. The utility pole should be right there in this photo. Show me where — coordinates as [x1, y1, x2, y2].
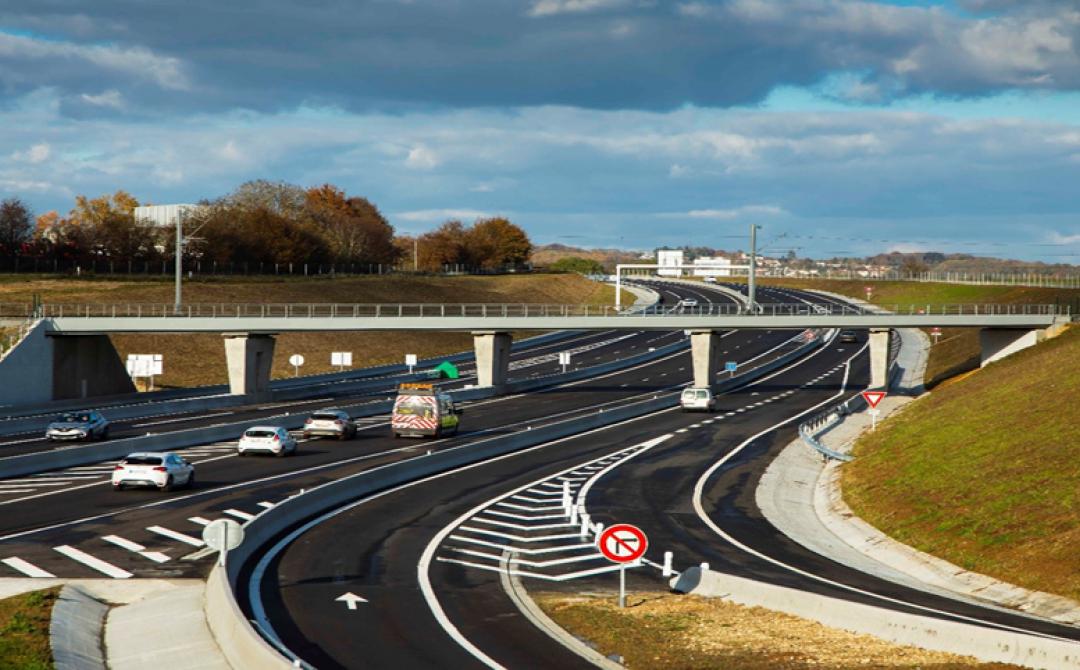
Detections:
[748, 224, 760, 313]
[413, 237, 418, 272]
[174, 208, 183, 315]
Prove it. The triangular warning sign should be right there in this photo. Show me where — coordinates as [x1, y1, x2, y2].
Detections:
[861, 390, 887, 409]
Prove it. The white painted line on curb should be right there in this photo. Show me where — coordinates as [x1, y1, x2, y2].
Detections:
[54, 545, 133, 578]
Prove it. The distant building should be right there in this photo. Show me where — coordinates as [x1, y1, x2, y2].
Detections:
[133, 204, 202, 228]
[656, 249, 684, 277]
[692, 256, 734, 277]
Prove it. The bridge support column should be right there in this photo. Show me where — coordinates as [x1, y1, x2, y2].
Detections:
[980, 328, 1042, 367]
[690, 330, 721, 389]
[224, 333, 275, 399]
[869, 328, 892, 389]
[473, 331, 511, 390]
[50, 334, 136, 400]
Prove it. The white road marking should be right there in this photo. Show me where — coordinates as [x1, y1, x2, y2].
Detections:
[54, 545, 133, 578]
[133, 411, 232, 427]
[257, 502, 276, 509]
[1, 556, 55, 578]
[225, 509, 256, 521]
[147, 525, 205, 547]
[188, 517, 211, 526]
[102, 535, 170, 563]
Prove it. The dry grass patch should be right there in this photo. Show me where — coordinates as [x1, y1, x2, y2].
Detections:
[0, 587, 60, 670]
[534, 591, 1015, 669]
[844, 326, 1080, 601]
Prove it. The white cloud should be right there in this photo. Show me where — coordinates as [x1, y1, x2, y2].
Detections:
[11, 142, 51, 163]
[80, 89, 124, 109]
[674, 205, 787, 219]
[405, 145, 439, 170]
[395, 209, 492, 222]
[528, 0, 636, 17]
[219, 140, 244, 162]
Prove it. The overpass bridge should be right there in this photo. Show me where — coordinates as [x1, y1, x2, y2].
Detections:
[6, 301, 1070, 402]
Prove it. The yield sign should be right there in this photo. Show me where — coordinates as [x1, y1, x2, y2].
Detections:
[862, 390, 887, 409]
[598, 524, 648, 564]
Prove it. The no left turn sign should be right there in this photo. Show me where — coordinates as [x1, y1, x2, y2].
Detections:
[598, 524, 648, 564]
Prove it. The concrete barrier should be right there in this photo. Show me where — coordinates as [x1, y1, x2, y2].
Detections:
[671, 567, 1080, 669]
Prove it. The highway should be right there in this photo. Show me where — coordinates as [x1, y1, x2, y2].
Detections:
[243, 284, 1080, 669]
[0, 281, 755, 580]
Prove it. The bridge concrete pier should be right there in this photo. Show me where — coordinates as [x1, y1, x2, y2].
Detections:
[50, 334, 136, 400]
[980, 328, 1041, 367]
[868, 328, 892, 389]
[223, 333, 275, 399]
[472, 331, 511, 390]
[690, 330, 721, 389]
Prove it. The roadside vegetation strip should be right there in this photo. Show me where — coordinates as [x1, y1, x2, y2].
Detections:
[0, 273, 626, 388]
[0, 586, 60, 670]
[533, 592, 1018, 670]
[843, 326, 1080, 603]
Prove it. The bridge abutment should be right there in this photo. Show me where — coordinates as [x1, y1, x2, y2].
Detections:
[690, 330, 721, 389]
[50, 334, 137, 400]
[979, 328, 1041, 367]
[869, 328, 892, 389]
[223, 333, 275, 399]
[472, 331, 511, 390]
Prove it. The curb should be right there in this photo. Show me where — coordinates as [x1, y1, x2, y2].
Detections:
[50, 584, 108, 670]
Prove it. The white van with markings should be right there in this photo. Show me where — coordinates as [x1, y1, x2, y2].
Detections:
[680, 387, 716, 412]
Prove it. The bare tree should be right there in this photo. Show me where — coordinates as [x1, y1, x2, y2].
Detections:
[0, 197, 33, 256]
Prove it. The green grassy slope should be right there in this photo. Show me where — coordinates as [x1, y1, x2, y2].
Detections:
[843, 326, 1080, 601]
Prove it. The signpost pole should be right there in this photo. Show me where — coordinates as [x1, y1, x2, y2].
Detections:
[619, 564, 626, 608]
[218, 524, 228, 567]
[174, 208, 183, 315]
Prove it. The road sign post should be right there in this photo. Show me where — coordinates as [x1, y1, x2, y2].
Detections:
[861, 390, 887, 431]
[725, 361, 738, 378]
[598, 523, 649, 608]
[405, 353, 418, 374]
[331, 351, 352, 371]
[126, 354, 164, 391]
[931, 327, 942, 345]
[202, 518, 244, 567]
[288, 354, 305, 378]
[558, 351, 572, 374]
[865, 285, 873, 301]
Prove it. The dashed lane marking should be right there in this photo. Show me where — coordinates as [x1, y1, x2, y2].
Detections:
[102, 535, 170, 563]
[224, 509, 256, 521]
[54, 545, 133, 579]
[1, 556, 55, 578]
[188, 517, 211, 526]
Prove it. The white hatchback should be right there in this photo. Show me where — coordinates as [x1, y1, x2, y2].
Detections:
[238, 426, 297, 457]
[680, 387, 716, 412]
[112, 452, 194, 492]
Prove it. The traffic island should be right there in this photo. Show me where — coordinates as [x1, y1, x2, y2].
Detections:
[532, 591, 1013, 669]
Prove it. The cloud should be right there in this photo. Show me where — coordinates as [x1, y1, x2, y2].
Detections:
[665, 205, 787, 219]
[528, 0, 637, 17]
[395, 209, 494, 222]
[11, 142, 50, 163]
[405, 145, 439, 170]
[80, 90, 125, 109]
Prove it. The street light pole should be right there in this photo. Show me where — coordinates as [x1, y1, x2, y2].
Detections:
[174, 208, 183, 315]
[748, 224, 760, 313]
[413, 237, 418, 272]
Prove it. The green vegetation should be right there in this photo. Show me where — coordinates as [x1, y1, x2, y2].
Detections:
[0, 273, 630, 388]
[0, 587, 59, 670]
[844, 326, 1080, 601]
[548, 256, 606, 275]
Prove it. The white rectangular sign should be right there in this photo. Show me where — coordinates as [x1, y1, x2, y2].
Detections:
[126, 354, 163, 377]
[331, 352, 353, 367]
[558, 352, 572, 365]
[405, 354, 418, 367]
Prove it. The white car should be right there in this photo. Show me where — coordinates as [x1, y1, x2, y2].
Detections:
[679, 298, 699, 308]
[680, 387, 716, 412]
[303, 409, 357, 440]
[238, 426, 297, 457]
[112, 452, 194, 492]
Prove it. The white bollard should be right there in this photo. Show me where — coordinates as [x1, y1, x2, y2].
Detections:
[579, 513, 591, 537]
[700, 562, 710, 571]
[662, 551, 673, 577]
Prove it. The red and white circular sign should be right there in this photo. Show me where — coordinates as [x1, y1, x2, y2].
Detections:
[597, 524, 648, 564]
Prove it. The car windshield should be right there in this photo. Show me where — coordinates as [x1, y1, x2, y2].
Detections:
[245, 430, 276, 439]
[123, 456, 162, 466]
[312, 413, 340, 421]
[696, 390, 709, 399]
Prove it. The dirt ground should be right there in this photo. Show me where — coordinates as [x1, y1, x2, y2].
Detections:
[534, 592, 1020, 669]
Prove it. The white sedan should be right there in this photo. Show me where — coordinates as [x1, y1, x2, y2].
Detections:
[238, 426, 297, 457]
[112, 452, 194, 492]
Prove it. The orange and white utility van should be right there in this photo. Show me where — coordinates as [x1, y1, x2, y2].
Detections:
[391, 383, 461, 438]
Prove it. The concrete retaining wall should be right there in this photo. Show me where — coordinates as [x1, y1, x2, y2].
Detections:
[672, 567, 1080, 669]
[0, 320, 54, 407]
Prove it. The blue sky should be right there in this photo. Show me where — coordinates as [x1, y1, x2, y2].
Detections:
[1, 0, 1078, 262]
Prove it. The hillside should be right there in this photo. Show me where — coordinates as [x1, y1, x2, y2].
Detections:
[843, 326, 1080, 601]
[1, 274, 627, 388]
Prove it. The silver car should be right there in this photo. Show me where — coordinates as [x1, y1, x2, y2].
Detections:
[112, 452, 194, 492]
[46, 411, 110, 441]
[303, 409, 357, 441]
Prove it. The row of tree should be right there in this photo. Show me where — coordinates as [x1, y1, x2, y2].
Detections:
[0, 182, 534, 272]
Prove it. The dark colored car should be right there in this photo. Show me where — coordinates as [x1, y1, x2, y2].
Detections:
[838, 330, 859, 343]
[45, 410, 110, 441]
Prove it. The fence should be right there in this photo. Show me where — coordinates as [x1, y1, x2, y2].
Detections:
[755, 269, 1080, 289]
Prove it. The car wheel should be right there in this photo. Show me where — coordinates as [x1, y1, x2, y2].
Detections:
[112, 483, 122, 491]
[276, 447, 287, 457]
[161, 475, 174, 492]
[186, 472, 196, 489]
[99, 427, 109, 440]
[338, 432, 347, 441]
[238, 450, 246, 457]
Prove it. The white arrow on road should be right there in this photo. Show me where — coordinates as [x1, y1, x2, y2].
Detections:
[336, 592, 368, 610]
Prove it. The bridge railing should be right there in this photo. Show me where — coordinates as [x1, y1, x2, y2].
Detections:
[4, 302, 1069, 319]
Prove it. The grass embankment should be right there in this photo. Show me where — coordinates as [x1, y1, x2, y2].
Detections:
[732, 277, 1079, 387]
[535, 592, 1015, 669]
[0, 273, 628, 388]
[844, 326, 1080, 601]
[0, 587, 59, 670]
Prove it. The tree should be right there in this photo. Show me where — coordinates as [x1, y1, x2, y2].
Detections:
[465, 217, 532, 269]
[225, 179, 306, 217]
[0, 198, 33, 256]
[303, 185, 399, 264]
[193, 201, 330, 266]
[417, 221, 469, 271]
[900, 255, 929, 276]
[550, 256, 605, 275]
[69, 191, 160, 261]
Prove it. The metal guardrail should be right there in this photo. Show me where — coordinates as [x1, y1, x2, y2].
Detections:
[0, 302, 1068, 319]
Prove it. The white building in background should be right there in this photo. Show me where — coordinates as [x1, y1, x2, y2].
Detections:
[692, 256, 734, 277]
[133, 204, 202, 228]
[657, 249, 684, 276]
